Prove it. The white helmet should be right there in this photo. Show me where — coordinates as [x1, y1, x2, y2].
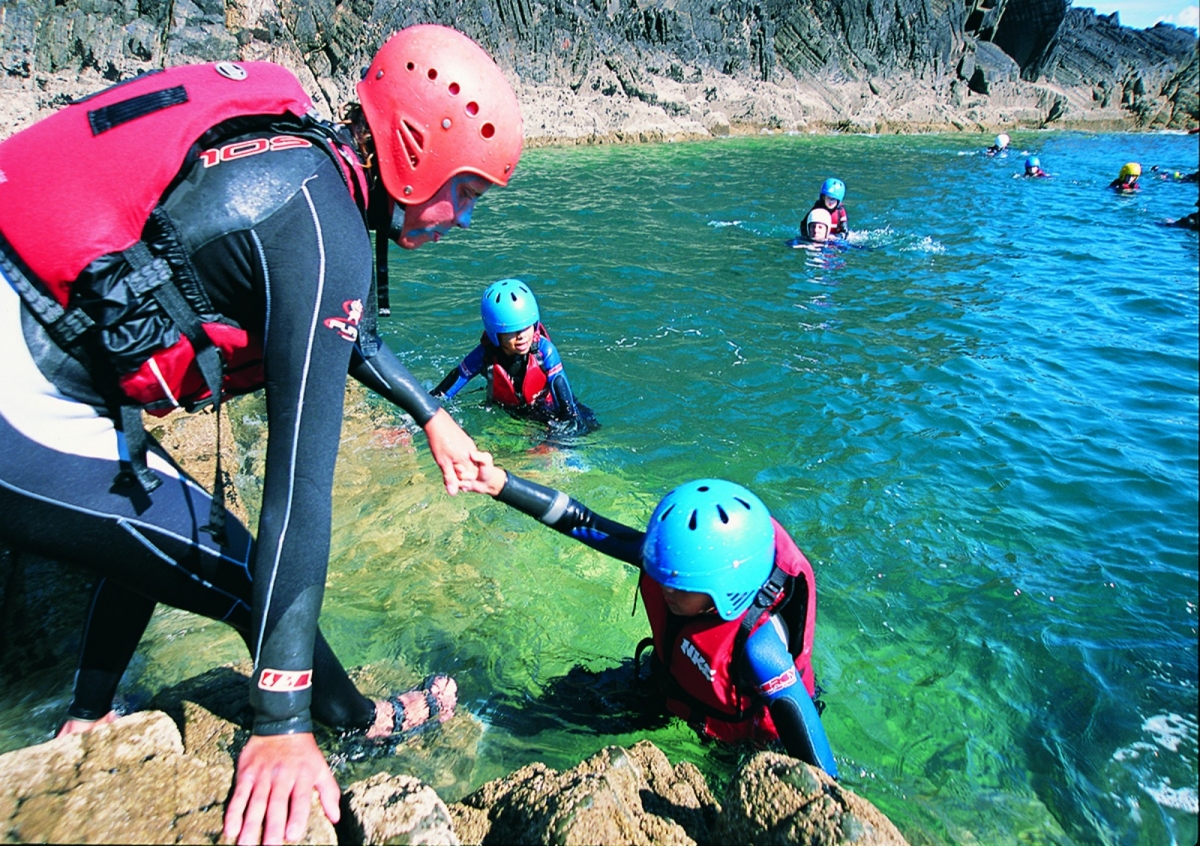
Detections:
[805, 207, 833, 240]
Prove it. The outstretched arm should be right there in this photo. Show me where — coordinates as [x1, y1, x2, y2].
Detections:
[348, 341, 478, 494]
[744, 616, 838, 778]
[432, 345, 485, 399]
[464, 463, 644, 566]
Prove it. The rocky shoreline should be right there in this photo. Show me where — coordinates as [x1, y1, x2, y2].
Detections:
[1, 664, 908, 845]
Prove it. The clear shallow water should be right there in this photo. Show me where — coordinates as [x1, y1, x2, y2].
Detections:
[2, 132, 1196, 844]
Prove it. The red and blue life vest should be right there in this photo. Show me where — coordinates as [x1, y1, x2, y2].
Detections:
[641, 519, 817, 743]
[0, 61, 367, 414]
[483, 324, 555, 411]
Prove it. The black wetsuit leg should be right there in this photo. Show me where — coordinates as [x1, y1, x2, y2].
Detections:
[0, 414, 373, 729]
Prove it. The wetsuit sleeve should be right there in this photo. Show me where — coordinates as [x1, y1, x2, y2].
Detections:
[433, 345, 486, 399]
[743, 616, 838, 778]
[539, 337, 583, 422]
[349, 340, 440, 426]
[496, 471, 645, 566]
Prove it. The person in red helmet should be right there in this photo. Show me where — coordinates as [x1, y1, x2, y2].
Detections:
[0, 25, 518, 845]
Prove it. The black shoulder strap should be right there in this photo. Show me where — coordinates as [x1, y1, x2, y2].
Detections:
[732, 563, 791, 686]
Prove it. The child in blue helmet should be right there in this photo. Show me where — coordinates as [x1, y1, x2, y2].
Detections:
[1023, 157, 1049, 178]
[461, 460, 839, 778]
[809, 178, 848, 237]
[433, 279, 597, 434]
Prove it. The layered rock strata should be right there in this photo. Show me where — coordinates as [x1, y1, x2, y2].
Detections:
[0, 0, 1195, 142]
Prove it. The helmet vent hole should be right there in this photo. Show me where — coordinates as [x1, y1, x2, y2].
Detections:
[717, 505, 729, 523]
[687, 510, 697, 530]
[734, 497, 751, 510]
[466, 101, 479, 117]
[427, 68, 438, 80]
[449, 82, 460, 95]
[481, 122, 495, 139]
[399, 121, 425, 168]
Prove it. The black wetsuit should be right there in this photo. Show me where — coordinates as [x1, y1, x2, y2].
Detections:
[0, 131, 440, 736]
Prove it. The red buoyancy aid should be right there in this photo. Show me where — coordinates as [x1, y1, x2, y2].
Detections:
[0, 63, 368, 416]
[484, 325, 554, 410]
[641, 519, 817, 744]
[0, 62, 317, 299]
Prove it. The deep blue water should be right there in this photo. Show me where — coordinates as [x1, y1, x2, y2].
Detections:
[1, 131, 1195, 845]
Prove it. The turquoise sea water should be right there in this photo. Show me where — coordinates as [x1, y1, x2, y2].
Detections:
[1, 132, 1196, 844]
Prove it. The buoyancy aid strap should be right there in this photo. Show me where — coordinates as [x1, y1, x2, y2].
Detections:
[115, 404, 163, 493]
[121, 239, 228, 543]
[121, 240, 223, 403]
[0, 235, 95, 348]
[731, 563, 791, 695]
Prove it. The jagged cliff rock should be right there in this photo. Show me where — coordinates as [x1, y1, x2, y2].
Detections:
[0, 0, 1195, 142]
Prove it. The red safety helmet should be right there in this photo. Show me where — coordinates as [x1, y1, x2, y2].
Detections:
[357, 25, 523, 205]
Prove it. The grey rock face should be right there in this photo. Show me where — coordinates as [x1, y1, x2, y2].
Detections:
[0, 0, 1195, 139]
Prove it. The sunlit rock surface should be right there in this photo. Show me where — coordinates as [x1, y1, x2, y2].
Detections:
[0, 0, 1195, 140]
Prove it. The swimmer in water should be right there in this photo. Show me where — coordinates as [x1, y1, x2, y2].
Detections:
[1110, 162, 1141, 193]
[461, 460, 839, 779]
[810, 178, 849, 236]
[434, 279, 598, 436]
[986, 133, 1010, 155]
[800, 207, 834, 243]
[1023, 156, 1050, 178]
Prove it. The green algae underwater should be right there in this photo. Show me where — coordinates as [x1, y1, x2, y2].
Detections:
[1, 131, 1197, 845]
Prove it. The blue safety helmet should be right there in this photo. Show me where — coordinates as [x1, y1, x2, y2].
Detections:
[481, 279, 539, 345]
[1026, 156, 1040, 170]
[642, 479, 777, 621]
[820, 178, 846, 203]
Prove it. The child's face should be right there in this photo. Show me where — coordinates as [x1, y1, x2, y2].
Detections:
[497, 324, 535, 356]
[807, 222, 829, 242]
[821, 194, 839, 210]
[661, 585, 716, 617]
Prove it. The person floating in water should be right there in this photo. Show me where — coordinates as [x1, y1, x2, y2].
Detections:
[1023, 157, 1050, 178]
[986, 133, 1010, 155]
[800, 207, 835, 243]
[1162, 198, 1199, 231]
[1110, 162, 1141, 193]
[434, 279, 597, 435]
[810, 178, 849, 236]
[461, 461, 839, 778]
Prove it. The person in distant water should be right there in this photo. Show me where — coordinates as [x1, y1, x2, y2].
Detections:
[434, 279, 597, 436]
[1023, 157, 1050, 178]
[1163, 198, 1199, 231]
[986, 133, 1010, 155]
[810, 178, 849, 236]
[800, 207, 834, 243]
[1110, 162, 1141, 192]
[461, 461, 840, 779]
